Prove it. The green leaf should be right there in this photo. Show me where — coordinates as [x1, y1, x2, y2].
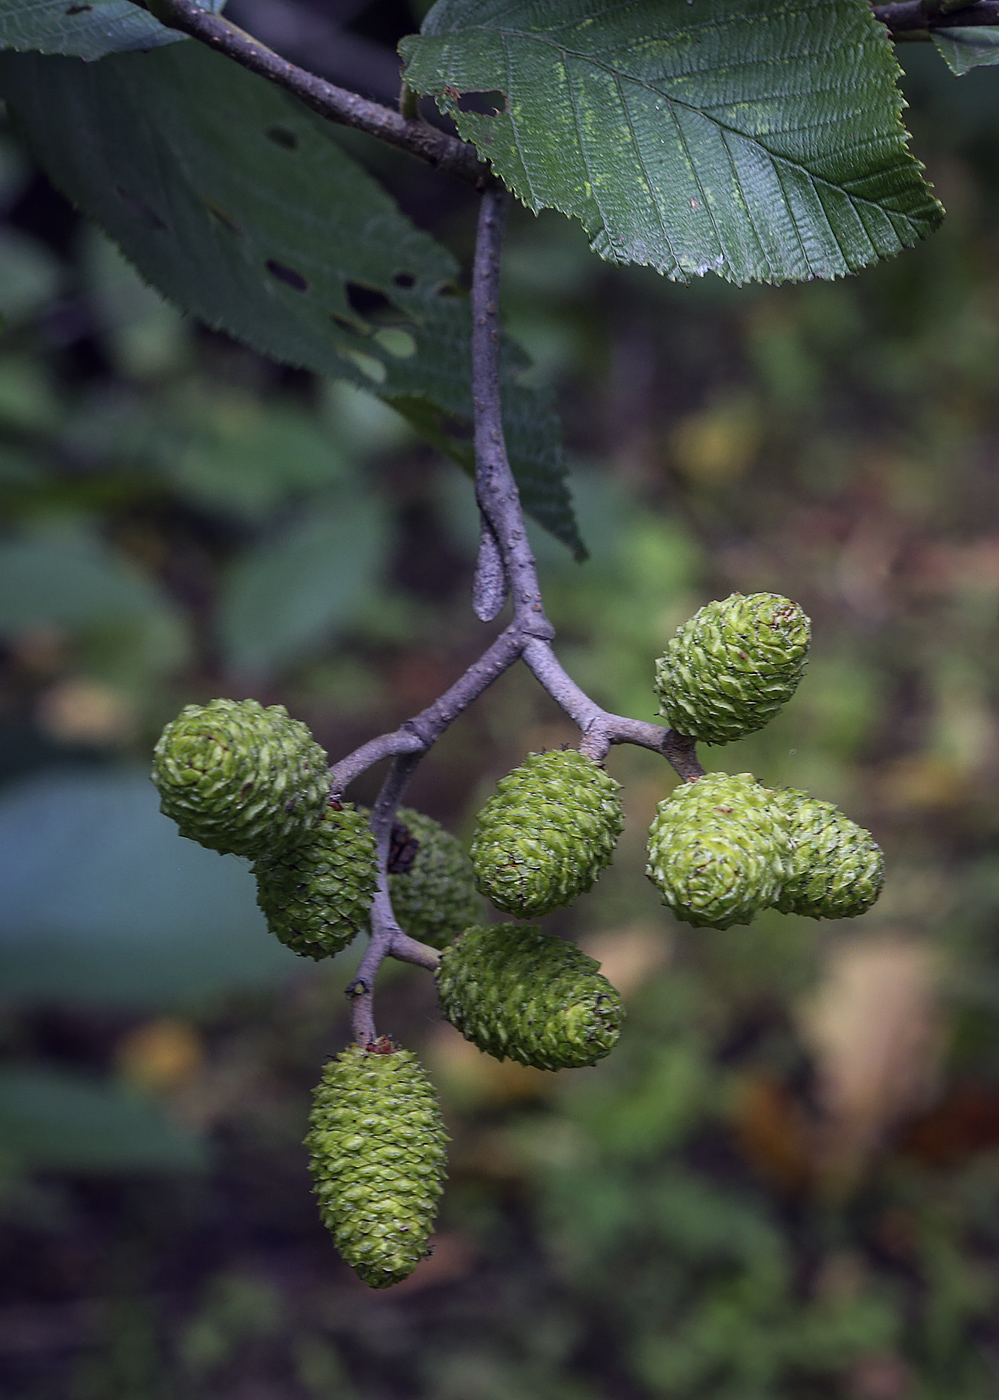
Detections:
[0, 44, 584, 558]
[170, 397, 351, 523]
[218, 493, 388, 677]
[0, 0, 220, 62]
[0, 523, 189, 673]
[0, 769, 306, 1006]
[0, 1067, 207, 1172]
[400, 0, 943, 284]
[932, 26, 999, 76]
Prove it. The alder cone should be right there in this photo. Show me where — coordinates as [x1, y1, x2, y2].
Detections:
[253, 803, 377, 959]
[152, 698, 329, 858]
[470, 749, 623, 917]
[654, 592, 811, 745]
[306, 1040, 448, 1289]
[646, 772, 791, 929]
[773, 789, 885, 919]
[436, 923, 624, 1070]
[388, 809, 482, 949]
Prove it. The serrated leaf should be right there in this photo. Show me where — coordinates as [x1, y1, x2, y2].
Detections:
[218, 494, 388, 677]
[0, 44, 584, 557]
[0, 0, 220, 62]
[0, 769, 305, 1007]
[400, 0, 943, 284]
[932, 26, 999, 76]
[0, 1067, 207, 1172]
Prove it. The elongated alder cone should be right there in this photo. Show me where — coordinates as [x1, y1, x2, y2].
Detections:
[773, 789, 884, 919]
[305, 1040, 448, 1289]
[388, 808, 482, 949]
[254, 802, 378, 959]
[436, 923, 624, 1069]
[654, 592, 810, 745]
[152, 697, 329, 858]
[470, 749, 624, 917]
[646, 772, 791, 929]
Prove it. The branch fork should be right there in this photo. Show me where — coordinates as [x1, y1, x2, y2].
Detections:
[330, 187, 704, 1044]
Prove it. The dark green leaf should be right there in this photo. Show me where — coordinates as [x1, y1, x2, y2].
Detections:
[0, 769, 307, 1006]
[0, 0, 218, 63]
[932, 26, 999, 76]
[0, 44, 584, 557]
[218, 494, 388, 676]
[400, 0, 943, 284]
[0, 1067, 207, 1172]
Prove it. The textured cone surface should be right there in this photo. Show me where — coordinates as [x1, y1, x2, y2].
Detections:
[773, 789, 885, 919]
[388, 809, 482, 949]
[306, 1040, 448, 1289]
[646, 772, 791, 930]
[654, 593, 811, 745]
[152, 698, 329, 857]
[470, 750, 623, 918]
[436, 923, 624, 1070]
[254, 803, 377, 959]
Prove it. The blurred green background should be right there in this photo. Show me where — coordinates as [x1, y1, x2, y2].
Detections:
[3, 25, 999, 1400]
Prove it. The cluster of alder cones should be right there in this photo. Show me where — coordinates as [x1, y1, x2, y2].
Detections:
[151, 591, 883, 1288]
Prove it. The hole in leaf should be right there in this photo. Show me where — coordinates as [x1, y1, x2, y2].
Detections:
[374, 328, 416, 358]
[330, 312, 368, 336]
[266, 260, 309, 292]
[434, 282, 459, 298]
[392, 271, 416, 289]
[341, 348, 387, 384]
[266, 127, 298, 150]
[453, 89, 507, 116]
[202, 198, 243, 236]
[345, 283, 391, 318]
[114, 186, 167, 232]
[65, 3, 92, 13]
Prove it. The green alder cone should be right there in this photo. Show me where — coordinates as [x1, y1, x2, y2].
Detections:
[654, 592, 811, 745]
[306, 1039, 448, 1289]
[470, 749, 624, 918]
[436, 923, 624, 1070]
[646, 772, 791, 930]
[253, 802, 377, 959]
[152, 697, 329, 858]
[388, 809, 483, 949]
[773, 789, 885, 920]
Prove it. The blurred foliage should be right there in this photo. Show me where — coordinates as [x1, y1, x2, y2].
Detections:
[4, 31, 999, 1400]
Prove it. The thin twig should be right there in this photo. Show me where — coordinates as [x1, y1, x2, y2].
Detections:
[873, 0, 999, 33]
[337, 180, 707, 1039]
[471, 189, 555, 641]
[133, 0, 490, 185]
[329, 625, 523, 796]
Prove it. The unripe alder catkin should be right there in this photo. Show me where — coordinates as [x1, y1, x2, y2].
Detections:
[773, 789, 884, 920]
[152, 698, 329, 858]
[254, 802, 378, 959]
[654, 592, 810, 745]
[646, 772, 791, 929]
[388, 809, 482, 949]
[470, 749, 624, 918]
[436, 923, 624, 1070]
[305, 1040, 448, 1290]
